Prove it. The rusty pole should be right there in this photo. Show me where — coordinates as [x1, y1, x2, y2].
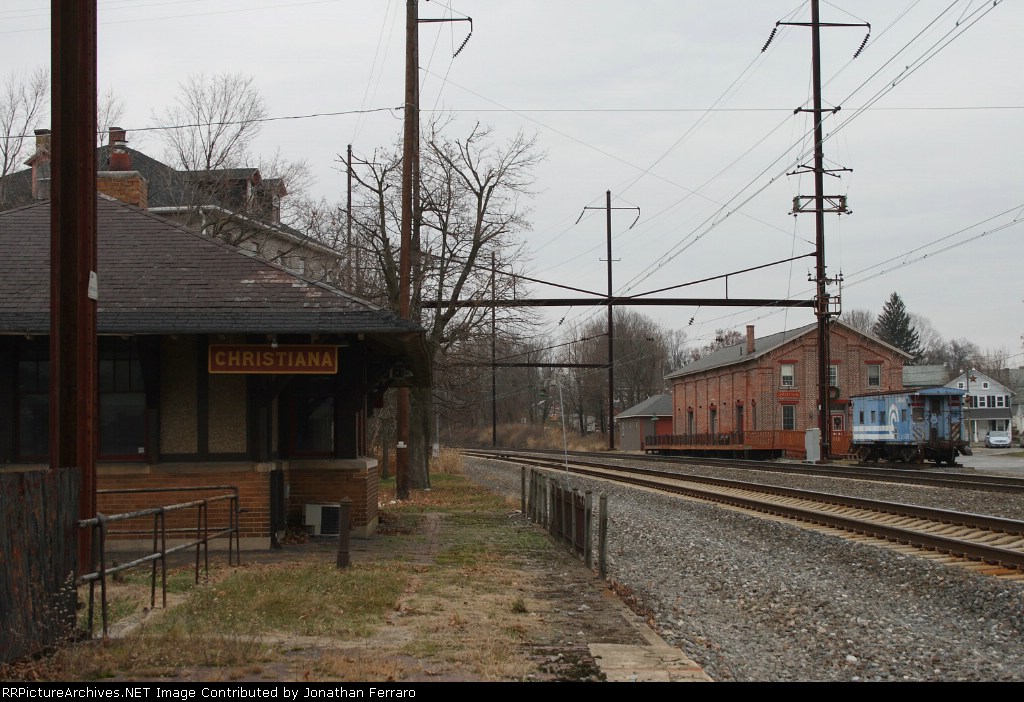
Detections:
[50, 0, 99, 569]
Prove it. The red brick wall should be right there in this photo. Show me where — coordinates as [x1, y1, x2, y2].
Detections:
[672, 324, 907, 434]
[285, 460, 378, 536]
[96, 464, 271, 543]
[97, 171, 148, 209]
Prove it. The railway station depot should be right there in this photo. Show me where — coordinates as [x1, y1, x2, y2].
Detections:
[0, 195, 429, 549]
[660, 321, 912, 458]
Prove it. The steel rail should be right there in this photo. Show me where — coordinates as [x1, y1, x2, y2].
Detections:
[468, 447, 1024, 494]
[468, 451, 1024, 571]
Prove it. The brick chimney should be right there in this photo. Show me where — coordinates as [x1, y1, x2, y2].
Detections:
[107, 127, 130, 171]
[97, 128, 148, 208]
[746, 325, 755, 355]
[25, 129, 51, 200]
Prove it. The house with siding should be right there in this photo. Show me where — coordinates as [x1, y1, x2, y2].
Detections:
[3, 128, 344, 284]
[945, 370, 1014, 443]
[665, 321, 910, 437]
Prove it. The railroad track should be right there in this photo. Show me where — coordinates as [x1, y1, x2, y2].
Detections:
[465, 449, 1024, 580]
[467, 447, 1024, 494]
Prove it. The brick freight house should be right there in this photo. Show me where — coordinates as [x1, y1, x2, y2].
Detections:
[665, 321, 909, 442]
[0, 195, 428, 549]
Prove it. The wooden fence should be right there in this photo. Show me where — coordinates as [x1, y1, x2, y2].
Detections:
[1, 468, 80, 664]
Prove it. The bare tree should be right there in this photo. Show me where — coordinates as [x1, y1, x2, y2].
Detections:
[909, 313, 944, 364]
[840, 308, 876, 335]
[97, 87, 125, 147]
[155, 72, 268, 172]
[348, 121, 544, 486]
[0, 67, 49, 208]
[685, 328, 745, 364]
[147, 73, 335, 278]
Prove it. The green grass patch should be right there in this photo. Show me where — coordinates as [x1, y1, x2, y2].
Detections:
[149, 562, 407, 639]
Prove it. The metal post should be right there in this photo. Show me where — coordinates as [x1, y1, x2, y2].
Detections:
[606, 190, 615, 450]
[337, 498, 352, 568]
[491, 252, 497, 447]
[584, 490, 593, 569]
[520, 466, 526, 514]
[570, 488, 578, 556]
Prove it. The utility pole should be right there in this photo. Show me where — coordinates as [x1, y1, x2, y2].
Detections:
[398, 2, 472, 494]
[396, 0, 418, 499]
[51, 1, 98, 569]
[579, 192, 639, 451]
[491, 252, 497, 447]
[773, 0, 867, 462]
[346, 144, 354, 289]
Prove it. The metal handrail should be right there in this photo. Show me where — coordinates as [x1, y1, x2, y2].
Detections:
[76, 486, 240, 638]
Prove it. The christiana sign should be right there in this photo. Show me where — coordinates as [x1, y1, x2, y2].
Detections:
[208, 345, 338, 374]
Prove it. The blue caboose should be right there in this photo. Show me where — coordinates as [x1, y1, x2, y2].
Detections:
[851, 387, 969, 465]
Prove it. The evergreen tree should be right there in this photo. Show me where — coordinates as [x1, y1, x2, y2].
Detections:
[872, 292, 922, 360]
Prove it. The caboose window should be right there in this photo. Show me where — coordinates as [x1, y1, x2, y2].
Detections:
[780, 364, 795, 387]
[902, 409, 907, 422]
[866, 364, 881, 387]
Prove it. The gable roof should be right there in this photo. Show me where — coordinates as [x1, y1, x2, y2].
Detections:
[0, 197, 428, 384]
[946, 370, 1014, 396]
[665, 320, 910, 380]
[617, 394, 672, 419]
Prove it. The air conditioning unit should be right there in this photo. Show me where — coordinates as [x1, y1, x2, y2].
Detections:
[304, 503, 341, 536]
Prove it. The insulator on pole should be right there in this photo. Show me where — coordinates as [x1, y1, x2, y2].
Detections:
[454, 19, 473, 57]
[853, 30, 870, 58]
[761, 26, 778, 53]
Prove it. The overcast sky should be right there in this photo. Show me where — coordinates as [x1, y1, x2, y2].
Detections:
[3, 1, 1022, 362]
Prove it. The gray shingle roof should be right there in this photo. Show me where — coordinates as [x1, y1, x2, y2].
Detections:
[617, 394, 672, 419]
[0, 197, 428, 381]
[665, 321, 908, 380]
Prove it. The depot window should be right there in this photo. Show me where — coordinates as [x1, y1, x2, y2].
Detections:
[780, 364, 795, 387]
[284, 376, 335, 457]
[98, 337, 147, 459]
[782, 405, 795, 430]
[828, 364, 838, 387]
[16, 339, 49, 461]
[14, 337, 149, 461]
[866, 364, 881, 387]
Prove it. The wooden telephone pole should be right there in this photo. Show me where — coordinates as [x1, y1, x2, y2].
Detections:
[775, 0, 867, 461]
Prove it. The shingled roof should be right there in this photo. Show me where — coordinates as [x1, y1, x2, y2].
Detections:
[0, 196, 429, 383]
[665, 321, 909, 380]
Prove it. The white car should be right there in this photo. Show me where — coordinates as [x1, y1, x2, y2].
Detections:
[984, 430, 1012, 448]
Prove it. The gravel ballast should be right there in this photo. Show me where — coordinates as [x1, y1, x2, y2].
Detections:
[463, 456, 1024, 682]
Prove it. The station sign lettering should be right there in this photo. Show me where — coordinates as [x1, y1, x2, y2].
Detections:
[209, 344, 338, 374]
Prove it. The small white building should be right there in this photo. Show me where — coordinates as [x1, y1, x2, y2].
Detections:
[945, 370, 1015, 443]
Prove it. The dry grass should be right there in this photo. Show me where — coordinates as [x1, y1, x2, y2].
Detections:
[7, 473, 574, 682]
[430, 447, 464, 474]
[435, 423, 609, 453]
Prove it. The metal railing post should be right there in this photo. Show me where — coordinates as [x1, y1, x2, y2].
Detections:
[598, 493, 608, 579]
